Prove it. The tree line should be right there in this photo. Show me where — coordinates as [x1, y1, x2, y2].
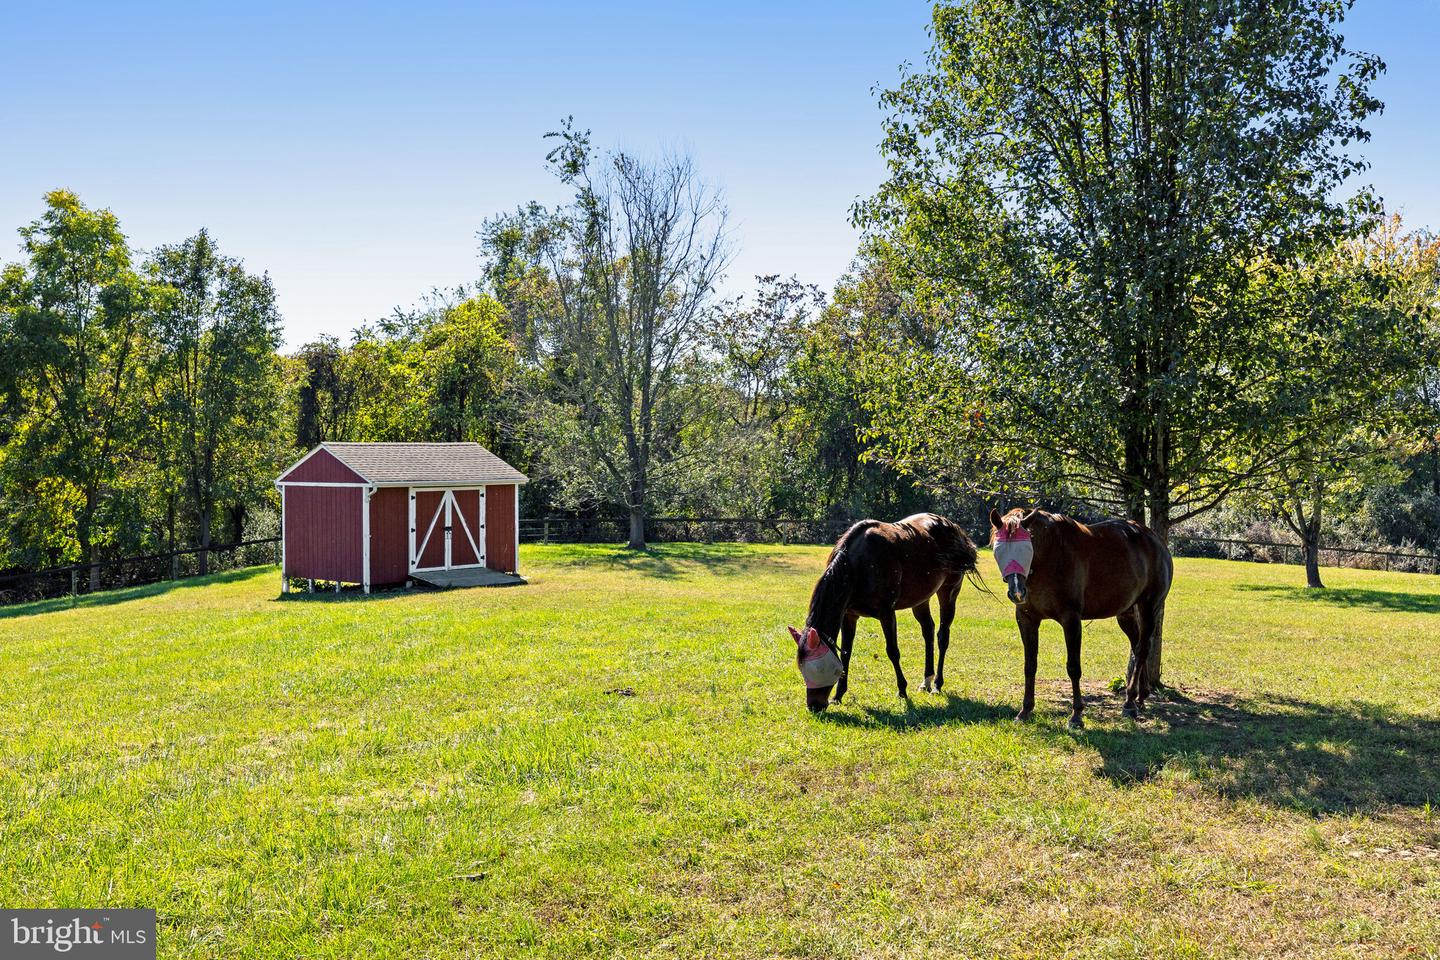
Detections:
[0, 157, 927, 584]
[3, 1, 1439, 639]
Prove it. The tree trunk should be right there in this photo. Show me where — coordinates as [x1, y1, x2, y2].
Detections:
[1303, 537, 1324, 589]
[168, 495, 178, 580]
[198, 505, 212, 576]
[627, 504, 646, 550]
[1133, 491, 1170, 691]
[1302, 479, 1325, 588]
[79, 494, 100, 592]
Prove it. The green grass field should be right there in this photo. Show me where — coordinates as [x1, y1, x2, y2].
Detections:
[3, 545, 1439, 959]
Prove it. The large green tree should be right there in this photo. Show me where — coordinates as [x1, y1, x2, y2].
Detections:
[1245, 217, 1437, 588]
[341, 293, 519, 445]
[148, 230, 286, 573]
[292, 336, 357, 448]
[857, 0, 1384, 683]
[0, 191, 150, 587]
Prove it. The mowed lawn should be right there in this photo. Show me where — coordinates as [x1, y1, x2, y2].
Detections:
[3, 546, 1439, 959]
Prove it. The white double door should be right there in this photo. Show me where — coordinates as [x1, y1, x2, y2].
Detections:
[411, 487, 486, 572]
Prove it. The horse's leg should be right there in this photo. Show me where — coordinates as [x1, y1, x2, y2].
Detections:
[913, 603, 937, 692]
[879, 610, 907, 699]
[1016, 614, 1039, 721]
[1136, 600, 1161, 709]
[1061, 615, 1085, 729]
[1117, 609, 1144, 718]
[832, 613, 859, 705]
[935, 579, 960, 692]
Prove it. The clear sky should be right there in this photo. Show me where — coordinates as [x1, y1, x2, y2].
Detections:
[3, 1, 1437, 348]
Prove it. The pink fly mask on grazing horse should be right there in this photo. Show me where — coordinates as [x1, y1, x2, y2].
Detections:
[992, 524, 1034, 577]
[790, 626, 845, 689]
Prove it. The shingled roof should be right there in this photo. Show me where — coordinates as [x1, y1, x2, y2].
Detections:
[305, 442, 526, 485]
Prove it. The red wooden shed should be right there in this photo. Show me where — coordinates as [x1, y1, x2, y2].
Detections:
[275, 442, 527, 593]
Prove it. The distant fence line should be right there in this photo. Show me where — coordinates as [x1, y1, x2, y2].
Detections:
[1168, 534, 1440, 575]
[1, 521, 1435, 607]
[0, 538, 281, 606]
[518, 516, 857, 546]
[519, 518, 1440, 574]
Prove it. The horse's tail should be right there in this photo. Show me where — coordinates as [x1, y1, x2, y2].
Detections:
[945, 529, 979, 577]
[943, 522, 994, 599]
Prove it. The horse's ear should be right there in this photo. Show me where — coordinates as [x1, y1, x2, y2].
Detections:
[988, 508, 1004, 528]
[1020, 509, 1040, 528]
[788, 626, 803, 645]
[804, 627, 823, 650]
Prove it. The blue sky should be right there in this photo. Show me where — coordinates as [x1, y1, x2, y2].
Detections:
[3, 1, 1437, 348]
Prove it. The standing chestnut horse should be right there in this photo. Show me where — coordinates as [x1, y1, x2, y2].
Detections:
[789, 514, 978, 712]
[990, 508, 1172, 728]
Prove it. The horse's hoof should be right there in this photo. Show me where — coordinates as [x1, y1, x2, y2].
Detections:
[1067, 715, 1084, 730]
[830, 695, 845, 706]
[934, 677, 945, 692]
[922, 674, 936, 692]
[1015, 709, 1033, 723]
[1122, 704, 1139, 720]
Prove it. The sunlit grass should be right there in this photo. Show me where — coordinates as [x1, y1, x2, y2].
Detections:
[2, 544, 1438, 958]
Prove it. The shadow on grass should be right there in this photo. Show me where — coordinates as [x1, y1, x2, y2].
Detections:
[0, 567, 264, 620]
[819, 681, 1440, 814]
[1236, 583, 1440, 614]
[1079, 685, 1440, 814]
[272, 585, 421, 604]
[535, 542, 806, 580]
[819, 693, 1015, 731]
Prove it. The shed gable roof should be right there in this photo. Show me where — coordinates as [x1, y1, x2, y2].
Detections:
[279, 443, 527, 486]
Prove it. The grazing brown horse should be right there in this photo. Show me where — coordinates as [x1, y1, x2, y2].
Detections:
[989, 508, 1172, 728]
[789, 514, 978, 712]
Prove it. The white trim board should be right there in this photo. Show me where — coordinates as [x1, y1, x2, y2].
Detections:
[275, 481, 369, 488]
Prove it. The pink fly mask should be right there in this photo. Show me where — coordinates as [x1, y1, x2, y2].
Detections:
[992, 524, 1034, 578]
[790, 626, 845, 689]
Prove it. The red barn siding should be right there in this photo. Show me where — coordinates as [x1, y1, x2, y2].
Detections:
[414, 490, 446, 569]
[486, 483, 517, 572]
[451, 490, 483, 566]
[284, 486, 364, 582]
[368, 488, 409, 586]
[279, 448, 367, 484]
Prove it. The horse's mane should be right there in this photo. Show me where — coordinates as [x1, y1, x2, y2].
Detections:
[805, 521, 876, 636]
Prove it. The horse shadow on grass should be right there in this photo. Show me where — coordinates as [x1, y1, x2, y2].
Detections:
[818, 693, 1017, 731]
[1078, 685, 1440, 814]
[1236, 583, 1440, 615]
[821, 683, 1440, 815]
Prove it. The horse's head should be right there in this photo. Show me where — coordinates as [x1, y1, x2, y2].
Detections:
[989, 507, 1038, 605]
[789, 625, 844, 712]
